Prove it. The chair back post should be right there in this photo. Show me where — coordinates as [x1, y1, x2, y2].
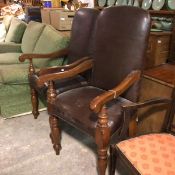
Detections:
[165, 87, 175, 133]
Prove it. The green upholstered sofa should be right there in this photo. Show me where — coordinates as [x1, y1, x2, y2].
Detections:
[0, 20, 69, 118]
[0, 16, 27, 53]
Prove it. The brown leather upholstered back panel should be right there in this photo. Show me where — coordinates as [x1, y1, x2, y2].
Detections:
[92, 6, 151, 102]
[67, 8, 99, 63]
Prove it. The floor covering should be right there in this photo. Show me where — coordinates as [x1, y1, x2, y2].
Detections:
[0, 111, 120, 175]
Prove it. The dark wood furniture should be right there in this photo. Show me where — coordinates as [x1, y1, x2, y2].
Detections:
[19, 8, 99, 119]
[94, 6, 175, 69]
[28, 7, 150, 175]
[138, 63, 175, 134]
[146, 31, 171, 68]
[109, 90, 174, 175]
[146, 10, 175, 68]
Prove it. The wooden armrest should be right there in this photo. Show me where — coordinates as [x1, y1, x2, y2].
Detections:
[36, 57, 93, 87]
[122, 97, 171, 111]
[90, 70, 141, 113]
[39, 56, 91, 76]
[122, 97, 172, 134]
[19, 48, 69, 62]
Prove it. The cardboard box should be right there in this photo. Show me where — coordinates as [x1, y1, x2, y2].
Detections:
[41, 8, 63, 24]
[50, 10, 75, 31]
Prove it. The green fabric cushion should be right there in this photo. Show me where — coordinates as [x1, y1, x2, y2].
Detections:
[0, 23, 6, 42]
[5, 18, 27, 43]
[2, 15, 13, 31]
[0, 42, 22, 53]
[0, 64, 29, 84]
[21, 21, 45, 53]
[0, 53, 24, 64]
[33, 25, 70, 68]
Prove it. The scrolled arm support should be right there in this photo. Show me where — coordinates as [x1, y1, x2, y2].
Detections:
[38, 56, 91, 76]
[19, 48, 69, 62]
[90, 70, 141, 113]
[36, 57, 93, 87]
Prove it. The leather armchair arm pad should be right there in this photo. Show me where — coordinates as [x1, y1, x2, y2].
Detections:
[36, 57, 93, 87]
[90, 70, 141, 113]
[19, 48, 69, 62]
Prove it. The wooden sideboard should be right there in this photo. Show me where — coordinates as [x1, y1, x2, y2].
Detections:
[145, 10, 175, 69]
[146, 31, 172, 69]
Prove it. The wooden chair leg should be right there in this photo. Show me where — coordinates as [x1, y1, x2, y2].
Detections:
[31, 88, 39, 119]
[95, 106, 110, 175]
[109, 145, 116, 175]
[28, 61, 39, 119]
[97, 145, 108, 175]
[49, 115, 62, 155]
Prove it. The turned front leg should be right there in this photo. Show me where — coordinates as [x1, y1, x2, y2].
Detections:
[31, 88, 39, 119]
[49, 115, 62, 155]
[95, 106, 110, 175]
[47, 81, 61, 155]
[28, 60, 39, 119]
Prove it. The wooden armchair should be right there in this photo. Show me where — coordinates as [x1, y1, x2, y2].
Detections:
[29, 6, 151, 175]
[19, 8, 99, 119]
[109, 96, 175, 175]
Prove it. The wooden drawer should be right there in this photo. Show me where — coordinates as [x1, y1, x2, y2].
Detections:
[155, 51, 169, 65]
[156, 36, 170, 51]
[146, 32, 172, 69]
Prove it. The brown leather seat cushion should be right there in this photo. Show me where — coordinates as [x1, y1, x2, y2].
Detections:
[49, 86, 132, 137]
[30, 74, 88, 97]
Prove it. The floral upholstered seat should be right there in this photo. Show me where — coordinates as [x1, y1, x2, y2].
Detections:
[117, 133, 175, 175]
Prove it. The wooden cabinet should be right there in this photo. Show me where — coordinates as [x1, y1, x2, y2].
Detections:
[146, 32, 172, 68]
[145, 10, 175, 69]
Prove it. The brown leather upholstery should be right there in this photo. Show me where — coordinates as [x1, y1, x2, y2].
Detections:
[50, 86, 132, 136]
[49, 6, 150, 139]
[67, 8, 99, 63]
[30, 8, 99, 97]
[47, 6, 151, 175]
[30, 75, 87, 97]
[91, 7, 150, 102]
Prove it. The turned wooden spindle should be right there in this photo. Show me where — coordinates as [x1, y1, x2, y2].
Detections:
[29, 60, 35, 76]
[95, 106, 110, 175]
[47, 81, 61, 155]
[28, 60, 39, 119]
